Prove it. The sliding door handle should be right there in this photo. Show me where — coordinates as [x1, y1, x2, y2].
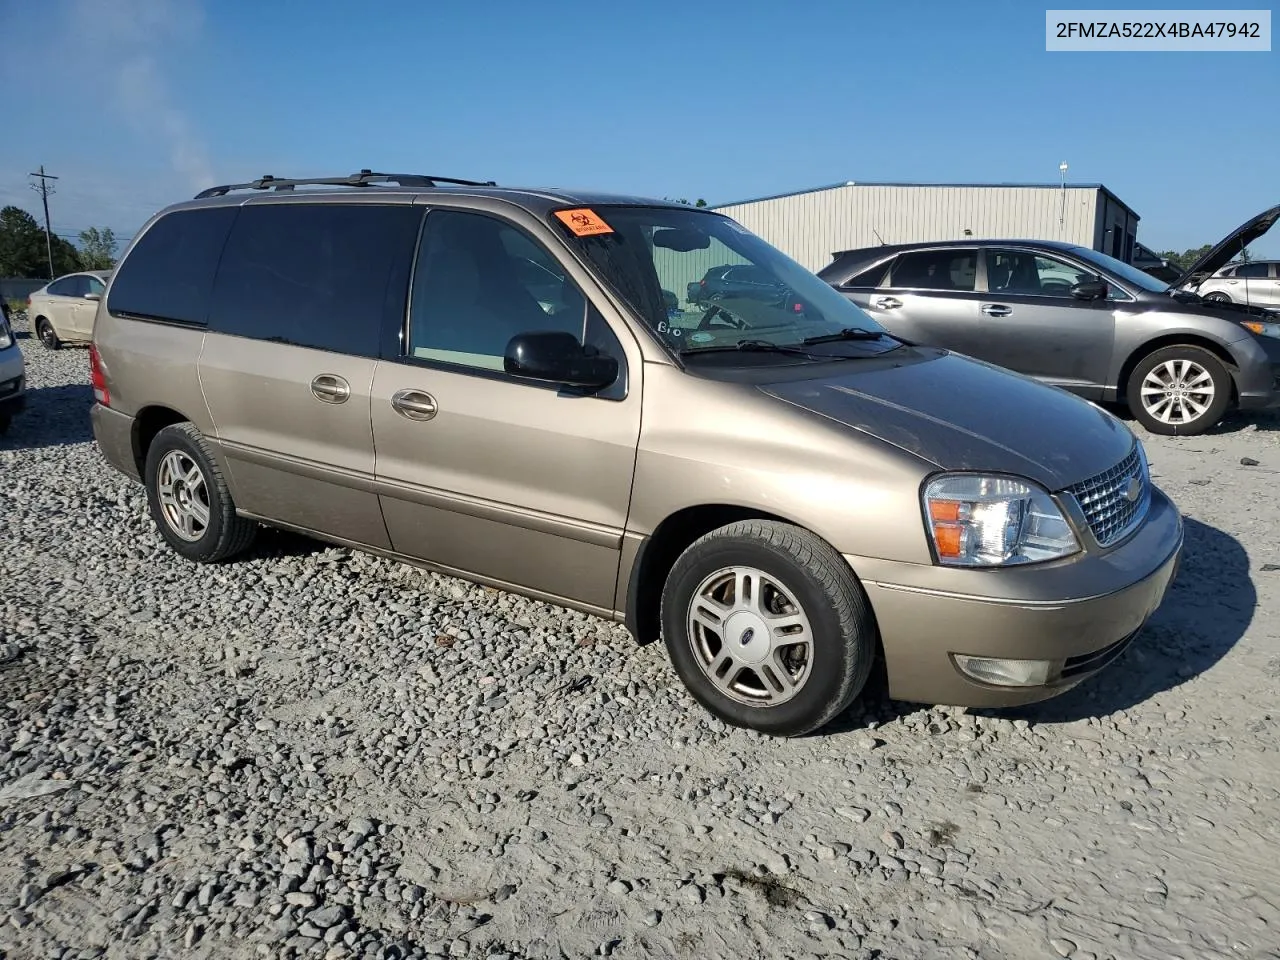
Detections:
[391, 389, 438, 421]
[311, 374, 351, 403]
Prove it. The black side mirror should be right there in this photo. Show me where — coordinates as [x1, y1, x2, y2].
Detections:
[1070, 278, 1108, 301]
[504, 331, 618, 390]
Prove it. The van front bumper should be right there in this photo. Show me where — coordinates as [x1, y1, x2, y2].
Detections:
[850, 486, 1184, 708]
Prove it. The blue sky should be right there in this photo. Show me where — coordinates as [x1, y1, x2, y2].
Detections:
[0, 0, 1276, 256]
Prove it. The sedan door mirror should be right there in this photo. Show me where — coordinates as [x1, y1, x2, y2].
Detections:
[504, 331, 619, 390]
[84, 292, 101, 301]
[1070, 278, 1108, 301]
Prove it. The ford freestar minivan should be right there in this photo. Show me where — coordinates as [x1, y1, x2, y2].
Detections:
[89, 170, 1184, 736]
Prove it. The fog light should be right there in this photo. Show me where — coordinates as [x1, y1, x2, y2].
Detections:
[953, 655, 1055, 687]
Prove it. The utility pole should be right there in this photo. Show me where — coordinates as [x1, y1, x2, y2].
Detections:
[1059, 161, 1070, 236]
[29, 165, 59, 279]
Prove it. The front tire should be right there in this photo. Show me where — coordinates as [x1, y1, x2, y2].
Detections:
[144, 422, 257, 562]
[1126, 345, 1232, 436]
[35, 318, 60, 350]
[1204, 291, 1231, 303]
[660, 520, 877, 736]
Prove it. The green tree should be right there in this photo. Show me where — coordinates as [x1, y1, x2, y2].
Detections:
[666, 197, 709, 207]
[78, 227, 118, 270]
[1157, 245, 1212, 270]
[0, 205, 82, 278]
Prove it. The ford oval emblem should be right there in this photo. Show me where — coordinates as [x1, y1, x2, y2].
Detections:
[1124, 476, 1142, 502]
[740, 628, 755, 646]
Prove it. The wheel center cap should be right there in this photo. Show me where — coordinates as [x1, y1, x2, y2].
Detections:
[723, 611, 771, 666]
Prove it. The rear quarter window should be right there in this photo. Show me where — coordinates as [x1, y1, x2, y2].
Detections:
[106, 207, 239, 325]
[843, 259, 892, 288]
[206, 202, 423, 358]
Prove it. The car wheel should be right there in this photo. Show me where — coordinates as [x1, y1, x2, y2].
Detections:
[144, 422, 258, 562]
[1126, 345, 1232, 436]
[660, 519, 877, 736]
[1204, 291, 1231, 302]
[35, 318, 60, 350]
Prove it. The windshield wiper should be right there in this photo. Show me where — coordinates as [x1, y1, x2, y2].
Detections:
[680, 338, 818, 358]
[801, 327, 887, 345]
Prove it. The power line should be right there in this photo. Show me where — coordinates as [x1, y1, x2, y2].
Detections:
[28, 166, 58, 280]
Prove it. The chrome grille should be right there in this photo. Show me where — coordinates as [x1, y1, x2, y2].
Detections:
[1065, 445, 1149, 547]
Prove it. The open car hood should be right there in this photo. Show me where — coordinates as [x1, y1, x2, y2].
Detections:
[1174, 202, 1280, 289]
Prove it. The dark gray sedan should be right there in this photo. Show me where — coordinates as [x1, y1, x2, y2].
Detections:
[818, 204, 1280, 435]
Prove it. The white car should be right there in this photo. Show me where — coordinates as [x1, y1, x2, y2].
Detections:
[0, 300, 24, 435]
[1191, 259, 1280, 311]
[26, 269, 111, 349]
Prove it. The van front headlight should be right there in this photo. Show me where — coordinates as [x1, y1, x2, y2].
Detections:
[923, 474, 1080, 567]
[0, 313, 13, 350]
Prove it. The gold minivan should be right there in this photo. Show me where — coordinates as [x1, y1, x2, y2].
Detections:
[89, 171, 1183, 736]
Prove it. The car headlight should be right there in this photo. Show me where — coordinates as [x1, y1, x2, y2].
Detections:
[0, 314, 13, 350]
[923, 474, 1080, 567]
[1242, 320, 1280, 339]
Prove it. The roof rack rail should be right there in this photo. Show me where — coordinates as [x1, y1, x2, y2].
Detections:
[194, 169, 497, 199]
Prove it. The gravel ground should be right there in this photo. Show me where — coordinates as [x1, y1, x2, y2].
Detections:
[3, 311, 1280, 960]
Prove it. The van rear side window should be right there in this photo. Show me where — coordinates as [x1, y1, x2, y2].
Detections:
[106, 207, 238, 325]
[206, 202, 423, 358]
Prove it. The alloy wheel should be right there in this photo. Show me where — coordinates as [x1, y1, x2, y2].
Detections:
[1140, 358, 1215, 426]
[686, 565, 814, 706]
[156, 450, 211, 541]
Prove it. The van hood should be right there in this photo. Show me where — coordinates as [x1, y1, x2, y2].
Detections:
[761, 350, 1136, 491]
[1174, 202, 1280, 289]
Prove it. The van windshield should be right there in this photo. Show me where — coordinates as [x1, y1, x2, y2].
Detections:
[553, 206, 888, 358]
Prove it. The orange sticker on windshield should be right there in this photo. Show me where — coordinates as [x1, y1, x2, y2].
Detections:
[555, 208, 614, 236]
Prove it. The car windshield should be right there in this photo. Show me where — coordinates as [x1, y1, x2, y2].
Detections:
[1067, 245, 1173, 294]
[553, 205, 888, 358]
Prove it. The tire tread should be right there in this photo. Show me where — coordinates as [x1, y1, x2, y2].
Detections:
[661, 519, 876, 736]
[148, 422, 257, 562]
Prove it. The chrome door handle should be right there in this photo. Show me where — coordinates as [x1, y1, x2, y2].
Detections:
[873, 296, 902, 309]
[391, 389, 438, 421]
[981, 304, 1012, 317]
[310, 374, 351, 403]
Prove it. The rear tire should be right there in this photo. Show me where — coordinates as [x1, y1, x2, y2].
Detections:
[660, 520, 877, 737]
[144, 422, 257, 562]
[35, 318, 60, 350]
[1204, 291, 1231, 303]
[1126, 345, 1231, 436]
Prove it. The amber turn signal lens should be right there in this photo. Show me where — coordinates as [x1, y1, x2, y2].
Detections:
[933, 524, 965, 558]
[929, 500, 962, 523]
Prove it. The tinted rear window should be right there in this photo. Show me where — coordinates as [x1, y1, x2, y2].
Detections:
[107, 207, 238, 325]
[207, 202, 423, 357]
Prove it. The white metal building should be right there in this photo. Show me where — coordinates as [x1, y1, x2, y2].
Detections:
[710, 181, 1142, 274]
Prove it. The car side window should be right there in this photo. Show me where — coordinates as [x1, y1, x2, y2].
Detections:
[107, 207, 239, 325]
[207, 202, 423, 358]
[47, 277, 75, 297]
[69, 276, 89, 297]
[888, 250, 977, 292]
[1235, 261, 1268, 279]
[986, 251, 1093, 298]
[842, 261, 892, 288]
[88, 276, 105, 295]
[407, 209, 593, 373]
